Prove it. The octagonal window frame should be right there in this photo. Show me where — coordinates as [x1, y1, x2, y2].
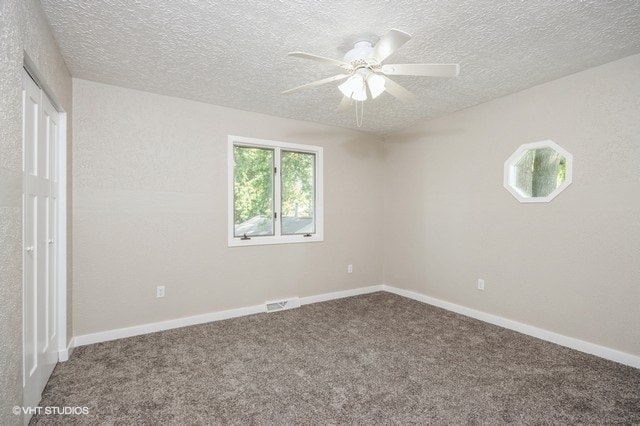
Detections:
[504, 140, 573, 203]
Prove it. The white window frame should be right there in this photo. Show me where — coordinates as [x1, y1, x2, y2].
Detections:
[228, 135, 324, 247]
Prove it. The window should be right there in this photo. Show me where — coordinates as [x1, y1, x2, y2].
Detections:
[503, 140, 573, 203]
[228, 136, 323, 246]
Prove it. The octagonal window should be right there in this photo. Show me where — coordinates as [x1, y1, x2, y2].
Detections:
[504, 140, 573, 203]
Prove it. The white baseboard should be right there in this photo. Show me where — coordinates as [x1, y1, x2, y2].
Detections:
[299, 285, 383, 305]
[72, 285, 383, 349]
[69, 283, 639, 369]
[58, 338, 75, 362]
[382, 284, 640, 369]
[73, 304, 265, 347]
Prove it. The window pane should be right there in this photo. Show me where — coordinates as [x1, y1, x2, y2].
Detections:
[281, 150, 315, 235]
[233, 146, 274, 237]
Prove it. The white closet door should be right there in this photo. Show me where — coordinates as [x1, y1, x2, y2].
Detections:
[22, 69, 59, 410]
[41, 95, 59, 380]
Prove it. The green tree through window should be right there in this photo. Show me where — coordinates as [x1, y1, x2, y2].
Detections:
[233, 146, 274, 236]
[281, 151, 315, 234]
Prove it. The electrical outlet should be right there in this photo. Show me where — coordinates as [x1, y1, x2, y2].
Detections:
[347, 264, 353, 274]
[156, 286, 165, 298]
[477, 279, 485, 291]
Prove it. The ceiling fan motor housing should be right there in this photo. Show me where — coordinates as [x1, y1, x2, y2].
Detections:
[343, 41, 375, 64]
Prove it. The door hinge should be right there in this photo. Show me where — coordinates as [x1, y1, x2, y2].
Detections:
[274, 167, 277, 174]
[274, 212, 277, 219]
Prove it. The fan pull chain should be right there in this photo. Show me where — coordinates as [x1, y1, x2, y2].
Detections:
[355, 74, 366, 127]
[355, 99, 364, 127]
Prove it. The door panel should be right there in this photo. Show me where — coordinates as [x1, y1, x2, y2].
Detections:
[22, 69, 59, 410]
[22, 72, 40, 409]
[24, 195, 37, 379]
[41, 97, 59, 374]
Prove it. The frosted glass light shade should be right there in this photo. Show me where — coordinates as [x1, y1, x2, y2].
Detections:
[338, 75, 367, 101]
[367, 73, 385, 99]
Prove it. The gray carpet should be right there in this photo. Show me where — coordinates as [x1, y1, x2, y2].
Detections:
[32, 292, 640, 424]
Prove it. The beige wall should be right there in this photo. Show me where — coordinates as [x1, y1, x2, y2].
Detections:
[0, 0, 72, 423]
[72, 79, 384, 335]
[383, 54, 640, 356]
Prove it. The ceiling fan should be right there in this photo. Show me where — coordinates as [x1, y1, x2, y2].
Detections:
[283, 29, 460, 111]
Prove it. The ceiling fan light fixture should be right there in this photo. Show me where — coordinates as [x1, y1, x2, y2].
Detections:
[338, 74, 367, 101]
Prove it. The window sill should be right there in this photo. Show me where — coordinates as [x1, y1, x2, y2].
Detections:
[227, 234, 324, 247]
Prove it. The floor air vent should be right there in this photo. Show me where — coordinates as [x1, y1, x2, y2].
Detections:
[265, 297, 300, 313]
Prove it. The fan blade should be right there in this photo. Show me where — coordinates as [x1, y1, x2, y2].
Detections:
[282, 74, 350, 95]
[288, 52, 350, 68]
[371, 29, 411, 63]
[381, 63, 460, 77]
[337, 96, 352, 112]
[381, 76, 416, 103]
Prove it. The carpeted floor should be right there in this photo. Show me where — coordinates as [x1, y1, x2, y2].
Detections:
[32, 292, 640, 424]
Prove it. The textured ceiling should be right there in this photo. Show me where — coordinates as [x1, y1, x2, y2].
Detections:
[39, 0, 640, 134]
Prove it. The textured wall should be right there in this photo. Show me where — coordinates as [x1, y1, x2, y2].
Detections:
[72, 79, 384, 335]
[0, 0, 71, 423]
[383, 54, 640, 356]
[0, 1, 30, 423]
